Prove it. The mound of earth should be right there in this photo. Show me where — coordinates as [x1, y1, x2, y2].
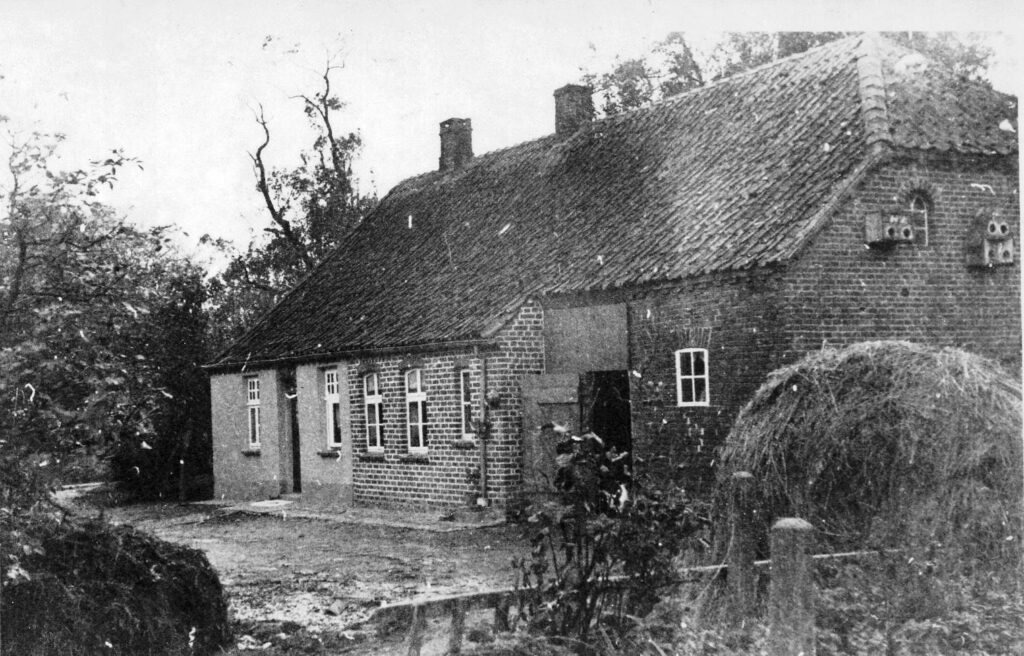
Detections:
[2, 511, 230, 656]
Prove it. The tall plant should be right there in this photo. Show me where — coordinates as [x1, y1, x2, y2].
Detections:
[513, 431, 707, 648]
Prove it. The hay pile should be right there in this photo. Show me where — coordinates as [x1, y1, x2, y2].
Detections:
[715, 341, 1022, 564]
[2, 513, 230, 656]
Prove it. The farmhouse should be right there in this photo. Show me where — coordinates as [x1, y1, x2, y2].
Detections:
[207, 35, 1019, 509]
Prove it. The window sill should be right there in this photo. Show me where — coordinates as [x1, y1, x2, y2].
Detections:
[317, 449, 342, 459]
[241, 449, 261, 457]
[453, 438, 478, 450]
[398, 453, 430, 464]
[357, 452, 386, 462]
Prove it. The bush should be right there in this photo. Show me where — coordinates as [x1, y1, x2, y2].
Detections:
[1, 509, 230, 655]
[512, 431, 708, 649]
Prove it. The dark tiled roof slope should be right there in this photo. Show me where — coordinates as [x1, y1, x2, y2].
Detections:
[880, 42, 1018, 154]
[214, 35, 1018, 368]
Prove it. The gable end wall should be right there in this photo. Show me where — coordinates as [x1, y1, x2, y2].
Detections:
[780, 156, 1021, 366]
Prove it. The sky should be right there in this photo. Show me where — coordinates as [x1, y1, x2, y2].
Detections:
[1, 0, 1020, 266]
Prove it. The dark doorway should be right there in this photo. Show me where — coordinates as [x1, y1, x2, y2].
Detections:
[280, 370, 301, 494]
[289, 395, 301, 493]
[580, 370, 631, 457]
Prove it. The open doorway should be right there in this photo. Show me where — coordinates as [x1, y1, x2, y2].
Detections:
[580, 370, 631, 457]
[280, 370, 301, 494]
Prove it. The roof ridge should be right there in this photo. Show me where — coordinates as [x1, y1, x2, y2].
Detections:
[390, 35, 868, 192]
[604, 33, 866, 121]
[855, 32, 894, 157]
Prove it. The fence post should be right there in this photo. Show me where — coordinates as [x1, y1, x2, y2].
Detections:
[407, 603, 426, 656]
[769, 518, 815, 656]
[493, 596, 511, 632]
[447, 598, 466, 654]
[729, 471, 756, 618]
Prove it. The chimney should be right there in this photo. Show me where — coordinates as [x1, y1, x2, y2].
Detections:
[439, 118, 473, 172]
[554, 84, 594, 136]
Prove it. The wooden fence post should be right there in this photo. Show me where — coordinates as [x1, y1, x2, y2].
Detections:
[407, 603, 426, 656]
[769, 518, 815, 656]
[448, 598, 466, 655]
[493, 596, 511, 632]
[729, 471, 756, 618]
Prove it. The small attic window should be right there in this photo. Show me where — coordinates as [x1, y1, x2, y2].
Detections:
[907, 192, 930, 246]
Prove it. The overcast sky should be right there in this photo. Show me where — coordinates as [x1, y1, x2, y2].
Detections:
[1, 0, 1020, 265]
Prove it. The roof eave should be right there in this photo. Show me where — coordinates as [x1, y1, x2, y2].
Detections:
[203, 337, 501, 374]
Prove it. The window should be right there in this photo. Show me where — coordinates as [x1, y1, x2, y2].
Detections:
[246, 377, 261, 447]
[325, 368, 341, 447]
[460, 369, 475, 439]
[908, 192, 929, 246]
[675, 349, 710, 407]
[406, 369, 428, 453]
[364, 373, 383, 452]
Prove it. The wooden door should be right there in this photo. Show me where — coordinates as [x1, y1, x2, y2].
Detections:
[520, 373, 579, 497]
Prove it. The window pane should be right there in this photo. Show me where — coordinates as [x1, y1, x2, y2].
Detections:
[420, 402, 428, 425]
[331, 403, 342, 444]
[365, 374, 376, 395]
[461, 371, 472, 402]
[678, 352, 693, 376]
[409, 424, 421, 447]
[421, 423, 428, 447]
[463, 404, 473, 434]
[406, 369, 419, 393]
[694, 378, 707, 404]
[376, 403, 384, 427]
[680, 379, 694, 404]
[692, 351, 705, 376]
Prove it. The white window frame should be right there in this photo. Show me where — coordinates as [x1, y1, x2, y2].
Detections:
[459, 369, 475, 439]
[364, 373, 384, 453]
[406, 368, 428, 453]
[908, 193, 929, 246]
[324, 368, 342, 448]
[675, 348, 710, 407]
[246, 376, 261, 447]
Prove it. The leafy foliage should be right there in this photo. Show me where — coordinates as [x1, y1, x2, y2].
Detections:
[585, 31, 995, 116]
[512, 431, 707, 648]
[0, 130, 212, 504]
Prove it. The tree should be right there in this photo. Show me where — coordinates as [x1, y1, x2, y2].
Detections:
[0, 129, 211, 504]
[206, 53, 377, 350]
[584, 31, 995, 117]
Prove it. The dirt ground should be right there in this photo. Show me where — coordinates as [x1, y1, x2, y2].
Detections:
[103, 502, 532, 654]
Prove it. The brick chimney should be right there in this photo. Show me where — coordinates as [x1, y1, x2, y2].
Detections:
[439, 118, 473, 172]
[554, 84, 594, 136]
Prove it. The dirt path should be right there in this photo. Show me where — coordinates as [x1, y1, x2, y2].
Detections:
[104, 503, 531, 652]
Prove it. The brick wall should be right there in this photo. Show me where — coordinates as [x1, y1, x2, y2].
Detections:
[625, 154, 1019, 494]
[625, 271, 786, 493]
[347, 302, 545, 508]
[780, 155, 1020, 366]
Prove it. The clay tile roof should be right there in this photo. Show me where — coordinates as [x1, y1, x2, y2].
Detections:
[212, 34, 1019, 369]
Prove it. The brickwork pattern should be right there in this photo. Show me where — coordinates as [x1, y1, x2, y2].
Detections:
[781, 155, 1020, 366]
[627, 156, 1020, 494]
[626, 270, 786, 493]
[348, 302, 545, 508]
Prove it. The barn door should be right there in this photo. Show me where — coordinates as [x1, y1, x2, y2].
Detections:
[521, 373, 579, 497]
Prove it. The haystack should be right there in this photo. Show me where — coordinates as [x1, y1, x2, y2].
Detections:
[714, 341, 1022, 564]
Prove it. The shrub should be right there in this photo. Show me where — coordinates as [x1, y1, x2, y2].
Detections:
[512, 432, 708, 649]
